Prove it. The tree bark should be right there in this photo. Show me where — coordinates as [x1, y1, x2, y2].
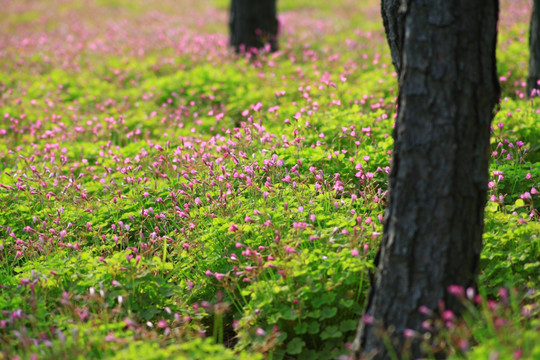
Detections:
[229, 0, 279, 53]
[527, 0, 540, 96]
[381, 0, 405, 76]
[355, 1, 500, 359]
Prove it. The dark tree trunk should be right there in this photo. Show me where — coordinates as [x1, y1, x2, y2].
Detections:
[527, 0, 540, 96]
[381, 0, 405, 76]
[355, 1, 500, 359]
[229, 0, 279, 53]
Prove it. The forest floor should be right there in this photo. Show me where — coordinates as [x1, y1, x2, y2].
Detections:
[0, 0, 538, 359]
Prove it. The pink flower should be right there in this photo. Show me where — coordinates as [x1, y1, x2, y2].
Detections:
[498, 288, 509, 303]
[418, 305, 432, 316]
[285, 246, 296, 254]
[229, 224, 239, 232]
[351, 249, 359, 257]
[448, 285, 465, 297]
[520, 192, 531, 200]
[403, 329, 416, 338]
[157, 320, 168, 329]
[458, 339, 469, 351]
[442, 310, 454, 321]
[214, 273, 225, 281]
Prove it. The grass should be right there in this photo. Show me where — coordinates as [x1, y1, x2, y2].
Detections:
[0, 0, 538, 359]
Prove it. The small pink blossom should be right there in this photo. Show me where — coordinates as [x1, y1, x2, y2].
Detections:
[157, 320, 168, 329]
[403, 329, 416, 338]
[214, 273, 225, 281]
[520, 192, 531, 200]
[448, 284, 465, 297]
[362, 314, 373, 324]
[442, 310, 454, 321]
[285, 246, 296, 254]
[458, 339, 469, 351]
[418, 305, 432, 316]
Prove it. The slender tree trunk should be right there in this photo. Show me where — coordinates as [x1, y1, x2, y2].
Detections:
[355, 1, 500, 359]
[527, 0, 540, 96]
[229, 0, 279, 53]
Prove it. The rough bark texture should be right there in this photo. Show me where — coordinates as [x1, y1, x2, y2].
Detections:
[229, 0, 279, 53]
[381, 0, 405, 76]
[527, 0, 540, 96]
[355, 1, 500, 359]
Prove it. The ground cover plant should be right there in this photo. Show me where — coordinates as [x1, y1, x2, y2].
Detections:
[0, 0, 538, 359]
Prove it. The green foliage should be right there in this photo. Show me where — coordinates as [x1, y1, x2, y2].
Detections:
[482, 214, 540, 292]
[110, 338, 261, 360]
[0, 0, 538, 359]
[234, 248, 369, 359]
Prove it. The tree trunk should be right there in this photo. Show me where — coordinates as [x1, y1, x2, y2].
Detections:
[229, 0, 279, 53]
[355, 1, 500, 359]
[381, 0, 405, 76]
[527, 0, 540, 96]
